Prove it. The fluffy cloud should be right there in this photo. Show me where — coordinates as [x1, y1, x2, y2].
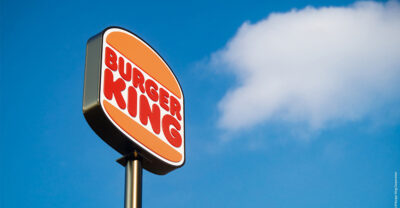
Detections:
[213, 1, 400, 130]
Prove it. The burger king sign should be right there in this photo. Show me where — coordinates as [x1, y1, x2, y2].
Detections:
[83, 27, 184, 175]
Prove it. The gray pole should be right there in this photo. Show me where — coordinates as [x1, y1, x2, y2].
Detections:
[124, 156, 142, 208]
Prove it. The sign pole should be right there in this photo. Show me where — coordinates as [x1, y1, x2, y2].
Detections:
[118, 152, 142, 208]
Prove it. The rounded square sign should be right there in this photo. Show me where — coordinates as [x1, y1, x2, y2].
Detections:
[83, 27, 185, 175]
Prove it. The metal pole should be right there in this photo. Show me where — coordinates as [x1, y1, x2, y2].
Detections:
[124, 157, 142, 208]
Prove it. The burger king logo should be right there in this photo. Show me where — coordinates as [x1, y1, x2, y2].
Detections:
[83, 27, 184, 174]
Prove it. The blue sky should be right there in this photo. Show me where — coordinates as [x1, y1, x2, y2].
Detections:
[1, 0, 399, 207]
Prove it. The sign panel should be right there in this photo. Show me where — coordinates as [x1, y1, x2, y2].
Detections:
[83, 27, 184, 175]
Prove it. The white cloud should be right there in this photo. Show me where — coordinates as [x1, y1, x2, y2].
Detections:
[212, 1, 400, 131]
